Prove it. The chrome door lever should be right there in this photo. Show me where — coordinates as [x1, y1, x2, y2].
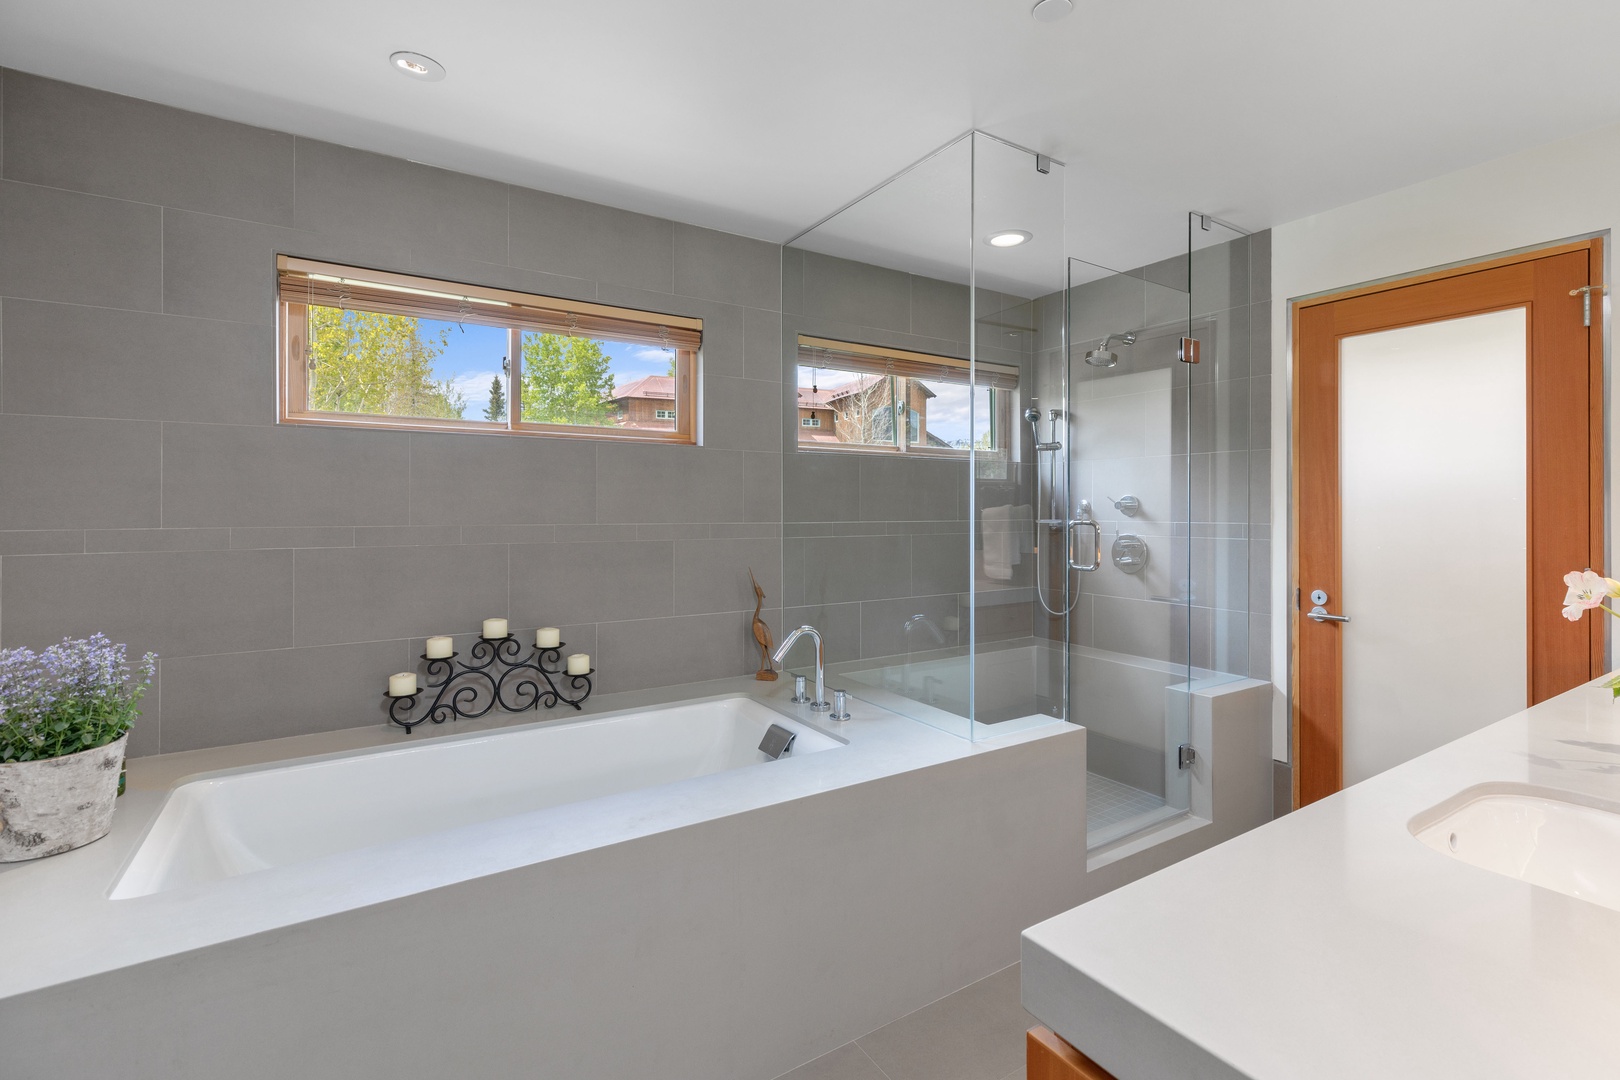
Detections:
[1307, 605, 1350, 624]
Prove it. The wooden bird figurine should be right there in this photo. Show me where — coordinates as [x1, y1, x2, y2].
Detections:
[749, 568, 777, 681]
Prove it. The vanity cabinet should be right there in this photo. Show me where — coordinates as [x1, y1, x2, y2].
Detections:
[1027, 1026, 1119, 1080]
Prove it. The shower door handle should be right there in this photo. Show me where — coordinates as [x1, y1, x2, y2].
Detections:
[1068, 518, 1101, 572]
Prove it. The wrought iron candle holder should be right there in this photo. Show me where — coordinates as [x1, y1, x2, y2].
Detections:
[385, 636, 594, 734]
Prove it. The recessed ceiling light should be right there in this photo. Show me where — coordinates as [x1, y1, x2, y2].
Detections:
[1031, 0, 1074, 22]
[987, 230, 1033, 248]
[390, 51, 446, 81]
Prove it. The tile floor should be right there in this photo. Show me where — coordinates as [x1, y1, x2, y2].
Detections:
[1085, 772, 1166, 832]
[773, 963, 1034, 1080]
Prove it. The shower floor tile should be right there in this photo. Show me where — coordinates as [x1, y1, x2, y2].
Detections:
[1086, 772, 1167, 834]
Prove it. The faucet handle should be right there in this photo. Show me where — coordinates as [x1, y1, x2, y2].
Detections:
[829, 689, 851, 721]
[791, 674, 809, 704]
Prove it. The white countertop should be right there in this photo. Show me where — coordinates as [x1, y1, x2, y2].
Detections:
[1022, 679, 1620, 1080]
[0, 675, 1071, 1003]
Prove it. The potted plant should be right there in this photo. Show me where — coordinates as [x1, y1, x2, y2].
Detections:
[0, 634, 155, 862]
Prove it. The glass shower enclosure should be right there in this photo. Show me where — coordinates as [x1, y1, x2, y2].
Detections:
[779, 134, 1254, 847]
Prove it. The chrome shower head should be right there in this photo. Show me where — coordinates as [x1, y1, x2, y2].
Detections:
[1083, 332, 1137, 368]
[1023, 406, 1042, 425]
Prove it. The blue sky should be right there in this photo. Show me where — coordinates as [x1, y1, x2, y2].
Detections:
[419, 317, 676, 418]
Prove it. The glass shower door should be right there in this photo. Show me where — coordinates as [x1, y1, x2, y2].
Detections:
[1065, 253, 1196, 846]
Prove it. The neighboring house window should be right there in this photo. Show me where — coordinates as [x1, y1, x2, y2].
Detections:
[794, 336, 1016, 463]
[277, 256, 701, 444]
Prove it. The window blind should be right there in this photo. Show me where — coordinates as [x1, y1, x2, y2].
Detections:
[796, 335, 1019, 390]
[278, 256, 702, 351]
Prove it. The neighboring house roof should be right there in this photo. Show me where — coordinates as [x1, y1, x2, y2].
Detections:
[610, 375, 675, 402]
[795, 375, 937, 407]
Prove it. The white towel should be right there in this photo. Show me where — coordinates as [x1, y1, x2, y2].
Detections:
[981, 504, 1031, 581]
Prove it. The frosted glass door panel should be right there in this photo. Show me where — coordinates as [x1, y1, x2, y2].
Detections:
[1339, 308, 1527, 786]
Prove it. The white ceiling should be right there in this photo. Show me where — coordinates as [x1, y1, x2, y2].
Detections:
[4, 0, 1620, 276]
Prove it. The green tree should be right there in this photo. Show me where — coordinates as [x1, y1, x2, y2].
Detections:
[520, 333, 615, 425]
[307, 307, 465, 419]
[484, 375, 507, 421]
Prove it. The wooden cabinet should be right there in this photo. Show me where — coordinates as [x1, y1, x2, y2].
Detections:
[1027, 1026, 1120, 1080]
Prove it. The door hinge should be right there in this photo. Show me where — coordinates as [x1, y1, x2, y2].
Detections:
[1570, 284, 1608, 327]
[1178, 336, 1201, 364]
[1177, 743, 1197, 770]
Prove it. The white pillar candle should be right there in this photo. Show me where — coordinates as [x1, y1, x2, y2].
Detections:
[536, 627, 561, 648]
[566, 653, 591, 675]
[424, 635, 454, 659]
[387, 672, 418, 697]
[482, 618, 509, 639]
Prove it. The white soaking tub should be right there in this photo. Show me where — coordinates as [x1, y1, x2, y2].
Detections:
[111, 696, 840, 898]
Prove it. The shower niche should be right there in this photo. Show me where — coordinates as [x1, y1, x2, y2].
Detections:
[780, 133, 1263, 848]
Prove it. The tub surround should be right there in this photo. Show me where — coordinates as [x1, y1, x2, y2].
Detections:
[0, 676, 1064, 1001]
[1022, 678, 1620, 1080]
[0, 677, 1089, 1080]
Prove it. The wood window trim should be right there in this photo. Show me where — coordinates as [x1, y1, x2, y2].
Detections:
[1289, 236, 1605, 808]
[277, 256, 701, 445]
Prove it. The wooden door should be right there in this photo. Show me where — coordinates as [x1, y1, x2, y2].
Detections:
[1292, 240, 1604, 808]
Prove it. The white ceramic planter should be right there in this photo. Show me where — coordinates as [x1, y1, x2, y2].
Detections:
[0, 733, 128, 861]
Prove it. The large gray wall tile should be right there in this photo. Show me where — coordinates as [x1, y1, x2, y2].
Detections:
[509, 187, 672, 293]
[0, 530, 84, 555]
[704, 376, 782, 452]
[743, 307, 784, 383]
[0, 415, 161, 529]
[743, 451, 783, 524]
[908, 276, 970, 342]
[1, 299, 273, 423]
[293, 544, 508, 646]
[596, 444, 743, 522]
[672, 224, 781, 310]
[1, 71, 294, 225]
[858, 594, 962, 660]
[509, 540, 674, 626]
[0, 181, 161, 309]
[406, 433, 596, 525]
[801, 535, 911, 605]
[791, 251, 910, 332]
[160, 640, 405, 752]
[293, 139, 508, 264]
[0, 549, 294, 659]
[596, 610, 761, 692]
[162, 423, 410, 527]
[673, 537, 781, 615]
[160, 209, 406, 325]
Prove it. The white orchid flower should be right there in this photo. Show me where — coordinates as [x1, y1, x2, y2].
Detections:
[1562, 569, 1613, 622]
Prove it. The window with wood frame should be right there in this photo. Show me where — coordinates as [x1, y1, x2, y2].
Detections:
[794, 336, 1016, 464]
[277, 256, 701, 443]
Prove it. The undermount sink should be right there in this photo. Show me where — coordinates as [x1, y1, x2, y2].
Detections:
[1410, 783, 1620, 912]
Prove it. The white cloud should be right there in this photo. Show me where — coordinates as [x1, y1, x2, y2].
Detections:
[448, 370, 504, 411]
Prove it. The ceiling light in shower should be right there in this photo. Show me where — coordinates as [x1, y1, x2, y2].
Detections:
[390, 51, 446, 81]
[1030, 0, 1074, 22]
[987, 230, 1032, 248]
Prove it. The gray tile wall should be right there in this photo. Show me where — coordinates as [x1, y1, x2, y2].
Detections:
[1057, 232, 1273, 682]
[779, 248, 1038, 665]
[0, 69, 786, 756]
